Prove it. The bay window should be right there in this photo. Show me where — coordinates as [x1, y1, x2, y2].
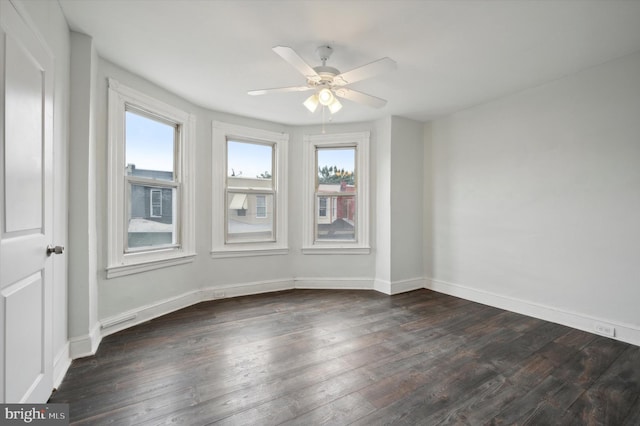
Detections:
[302, 132, 370, 254]
[212, 121, 288, 257]
[107, 79, 195, 277]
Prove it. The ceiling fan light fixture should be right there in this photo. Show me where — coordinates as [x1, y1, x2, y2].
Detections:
[303, 94, 319, 112]
[317, 88, 334, 106]
[328, 98, 342, 114]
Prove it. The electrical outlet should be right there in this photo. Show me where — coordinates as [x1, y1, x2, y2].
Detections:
[213, 291, 225, 299]
[594, 323, 615, 337]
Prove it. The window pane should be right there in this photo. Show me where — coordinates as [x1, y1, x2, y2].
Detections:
[128, 184, 176, 249]
[125, 110, 175, 181]
[150, 189, 162, 217]
[316, 195, 356, 241]
[227, 140, 273, 187]
[318, 197, 327, 217]
[317, 147, 355, 188]
[256, 195, 267, 218]
[227, 192, 274, 243]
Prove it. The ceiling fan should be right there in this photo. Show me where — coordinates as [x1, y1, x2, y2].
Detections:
[248, 45, 396, 114]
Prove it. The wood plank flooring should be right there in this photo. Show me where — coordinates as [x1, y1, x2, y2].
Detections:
[49, 289, 640, 425]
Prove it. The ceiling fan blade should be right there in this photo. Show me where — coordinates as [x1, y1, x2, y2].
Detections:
[334, 87, 387, 108]
[272, 46, 320, 81]
[333, 57, 397, 86]
[248, 85, 312, 96]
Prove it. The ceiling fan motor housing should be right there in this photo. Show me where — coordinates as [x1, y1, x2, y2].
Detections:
[316, 45, 333, 62]
[313, 46, 339, 85]
[313, 66, 340, 80]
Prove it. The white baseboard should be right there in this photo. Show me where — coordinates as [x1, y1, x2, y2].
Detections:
[68, 323, 101, 359]
[70, 275, 640, 363]
[53, 343, 71, 390]
[96, 277, 374, 356]
[75, 275, 640, 363]
[425, 278, 640, 347]
[201, 278, 294, 300]
[374, 277, 425, 295]
[295, 277, 373, 290]
[99, 289, 202, 339]
[99, 279, 295, 343]
[390, 277, 425, 295]
[373, 279, 391, 294]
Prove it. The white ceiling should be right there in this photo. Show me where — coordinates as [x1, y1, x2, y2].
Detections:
[59, 0, 640, 126]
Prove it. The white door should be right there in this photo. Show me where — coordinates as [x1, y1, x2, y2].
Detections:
[0, 0, 56, 403]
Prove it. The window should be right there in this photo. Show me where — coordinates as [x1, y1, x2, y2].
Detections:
[149, 189, 162, 218]
[212, 121, 288, 257]
[303, 132, 370, 254]
[226, 140, 274, 243]
[256, 195, 267, 219]
[318, 197, 327, 217]
[107, 79, 195, 277]
[316, 147, 356, 241]
[124, 110, 177, 250]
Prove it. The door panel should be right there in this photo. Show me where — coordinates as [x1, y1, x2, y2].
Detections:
[0, 0, 55, 403]
[2, 274, 44, 402]
[4, 33, 44, 232]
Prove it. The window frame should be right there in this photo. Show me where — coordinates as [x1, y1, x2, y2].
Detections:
[107, 78, 196, 278]
[302, 131, 370, 254]
[212, 121, 288, 258]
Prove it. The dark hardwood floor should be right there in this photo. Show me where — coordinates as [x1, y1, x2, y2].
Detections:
[49, 289, 640, 425]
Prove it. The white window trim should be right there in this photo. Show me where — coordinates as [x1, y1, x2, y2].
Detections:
[302, 131, 370, 254]
[212, 121, 288, 258]
[107, 78, 196, 278]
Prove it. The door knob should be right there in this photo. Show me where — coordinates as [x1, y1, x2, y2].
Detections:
[46, 245, 64, 256]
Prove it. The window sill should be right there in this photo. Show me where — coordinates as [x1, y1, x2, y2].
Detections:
[210, 247, 289, 259]
[301, 246, 371, 255]
[106, 253, 196, 279]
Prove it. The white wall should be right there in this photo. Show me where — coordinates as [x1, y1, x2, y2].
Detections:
[389, 117, 424, 284]
[375, 116, 425, 293]
[68, 31, 99, 357]
[426, 51, 640, 344]
[374, 117, 392, 287]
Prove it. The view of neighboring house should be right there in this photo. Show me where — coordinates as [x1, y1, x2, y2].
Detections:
[126, 161, 356, 244]
[317, 181, 356, 240]
[227, 176, 274, 242]
[126, 164, 175, 248]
